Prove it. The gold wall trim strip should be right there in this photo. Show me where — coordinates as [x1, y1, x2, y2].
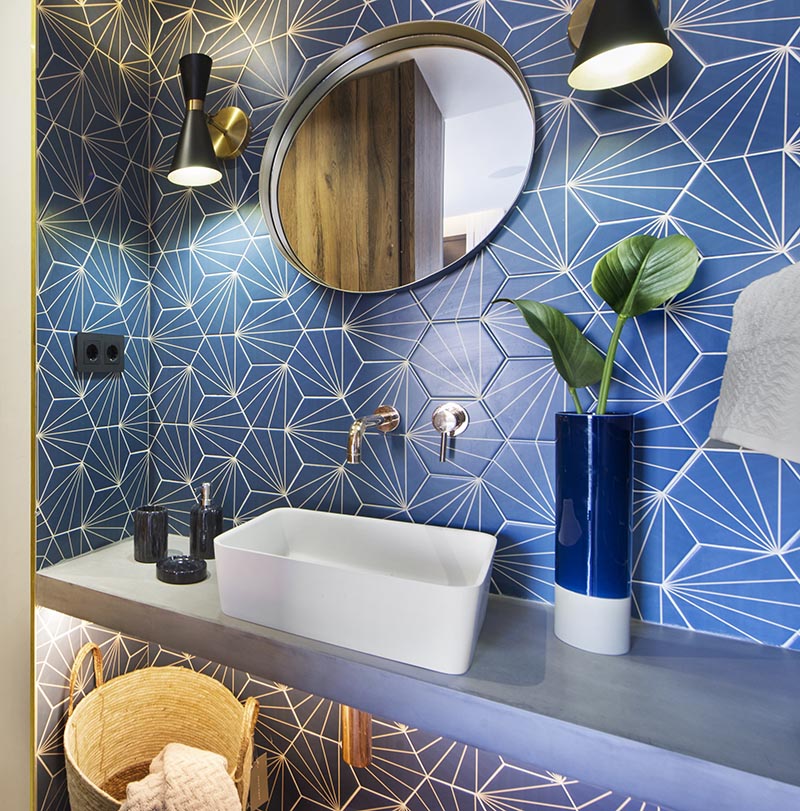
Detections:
[29, 0, 37, 802]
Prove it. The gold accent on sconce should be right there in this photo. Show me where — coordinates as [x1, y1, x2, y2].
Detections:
[341, 705, 372, 768]
[567, 0, 595, 50]
[187, 99, 204, 111]
[208, 106, 252, 160]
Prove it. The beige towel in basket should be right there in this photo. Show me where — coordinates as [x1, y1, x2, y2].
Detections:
[120, 742, 241, 811]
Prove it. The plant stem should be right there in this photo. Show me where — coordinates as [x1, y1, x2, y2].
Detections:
[569, 387, 583, 414]
[597, 314, 628, 415]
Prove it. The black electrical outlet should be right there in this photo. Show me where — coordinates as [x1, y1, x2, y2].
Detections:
[74, 332, 125, 374]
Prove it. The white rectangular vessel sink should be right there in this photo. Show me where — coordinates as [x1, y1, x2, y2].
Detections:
[215, 508, 496, 674]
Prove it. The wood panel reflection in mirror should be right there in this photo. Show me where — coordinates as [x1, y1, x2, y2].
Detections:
[261, 22, 535, 293]
[278, 61, 443, 290]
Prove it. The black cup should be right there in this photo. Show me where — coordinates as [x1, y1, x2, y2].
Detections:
[133, 505, 169, 563]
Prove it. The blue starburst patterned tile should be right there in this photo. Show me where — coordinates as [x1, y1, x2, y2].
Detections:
[493, 519, 555, 601]
[485, 439, 556, 527]
[35, 0, 800, 807]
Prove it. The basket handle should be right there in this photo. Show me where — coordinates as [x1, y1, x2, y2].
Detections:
[68, 642, 104, 716]
[235, 696, 259, 780]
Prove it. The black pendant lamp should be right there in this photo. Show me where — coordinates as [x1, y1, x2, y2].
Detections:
[568, 0, 673, 91]
[168, 53, 252, 187]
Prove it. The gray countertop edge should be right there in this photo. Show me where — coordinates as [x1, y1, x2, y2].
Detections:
[35, 540, 800, 811]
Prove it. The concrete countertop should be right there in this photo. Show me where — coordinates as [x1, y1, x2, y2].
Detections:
[36, 538, 800, 811]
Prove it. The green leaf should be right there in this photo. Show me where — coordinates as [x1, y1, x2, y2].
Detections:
[592, 234, 700, 318]
[494, 299, 604, 389]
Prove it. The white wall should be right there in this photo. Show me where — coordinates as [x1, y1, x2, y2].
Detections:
[443, 99, 533, 219]
[0, 0, 33, 805]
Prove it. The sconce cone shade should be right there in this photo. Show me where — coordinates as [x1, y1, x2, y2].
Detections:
[168, 53, 222, 186]
[568, 0, 673, 91]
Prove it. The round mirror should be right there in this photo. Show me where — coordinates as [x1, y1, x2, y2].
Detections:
[260, 22, 535, 293]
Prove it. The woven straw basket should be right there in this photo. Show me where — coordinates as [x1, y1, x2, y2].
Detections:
[64, 642, 259, 811]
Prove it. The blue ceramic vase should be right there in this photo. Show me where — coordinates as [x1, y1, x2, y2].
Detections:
[554, 412, 633, 654]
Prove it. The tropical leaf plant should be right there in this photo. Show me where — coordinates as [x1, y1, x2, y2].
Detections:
[493, 298, 604, 414]
[493, 234, 700, 414]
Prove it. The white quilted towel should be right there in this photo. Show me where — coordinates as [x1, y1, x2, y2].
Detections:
[709, 262, 800, 462]
[119, 742, 241, 811]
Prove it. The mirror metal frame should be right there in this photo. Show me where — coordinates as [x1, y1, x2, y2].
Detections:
[260, 21, 535, 294]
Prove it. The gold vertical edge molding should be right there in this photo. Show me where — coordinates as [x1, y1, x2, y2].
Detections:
[29, 0, 38, 805]
[341, 705, 373, 768]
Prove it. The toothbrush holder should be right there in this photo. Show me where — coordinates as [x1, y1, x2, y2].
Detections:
[133, 505, 169, 563]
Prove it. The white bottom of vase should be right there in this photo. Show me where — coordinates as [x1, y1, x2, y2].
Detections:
[554, 583, 631, 655]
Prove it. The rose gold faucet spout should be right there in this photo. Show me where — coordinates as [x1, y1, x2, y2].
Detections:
[345, 406, 401, 464]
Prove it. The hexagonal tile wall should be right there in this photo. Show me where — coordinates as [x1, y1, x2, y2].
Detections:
[35, 0, 800, 808]
[36, 611, 672, 811]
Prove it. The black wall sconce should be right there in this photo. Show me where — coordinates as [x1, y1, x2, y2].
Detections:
[567, 0, 673, 91]
[168, 53, 252, 187]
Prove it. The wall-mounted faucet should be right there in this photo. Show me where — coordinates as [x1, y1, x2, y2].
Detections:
[432, 402, 469, 462]
[346, 405, 401, 464]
